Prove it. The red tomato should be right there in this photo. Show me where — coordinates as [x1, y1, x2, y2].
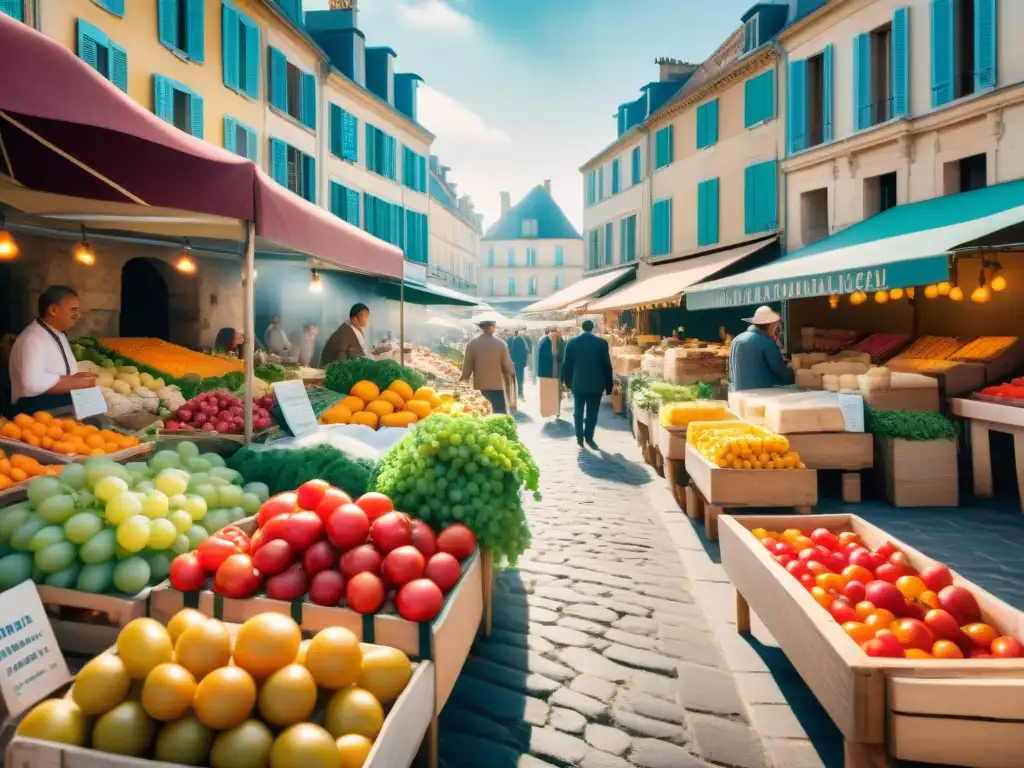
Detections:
[396, 579, 444, 622]
[424, 553, 461, 593]
[436, 524, 477, 561]
[309, 570, 345, 606]
[810, 528, 841, 552]
[315, 487, 352, 525]
[296, 479, 331, 511]
[266, 563, 308, 602]
[355, 492, 394, 523]
[249, 529, 266, 554]
[283, 511, 325, 552]
[346, 572, 386, 614]
[251, 538, 294, 576]
[262, 514, 290, 543]
[339, 544, 383, 578]
[369, 512, 412, 554]
[410, 521, 437, 559]
[382, 546, 426, 587]
[326, 504, 370, 550]
[215, 526, 251, 553]
[169, 553, 206, 592]
[302, 540, 338, 576]
[197, 536, 241, 572]
[213, 554, 262, 599]
[257, 492, 298, 527]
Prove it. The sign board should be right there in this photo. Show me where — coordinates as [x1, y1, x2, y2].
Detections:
[272, 380, 320, 438]
[0, 581, 71, 717]
[838, 393, 866, 433]
[70, 386, 107, 420]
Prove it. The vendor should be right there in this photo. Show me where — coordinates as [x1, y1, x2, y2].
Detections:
[321, 303, 370, 364]
[214, 328, 244, 357]
[728, 305, 793, 391]
[263, 316, 291, 357]
[6, 286, 97, 416]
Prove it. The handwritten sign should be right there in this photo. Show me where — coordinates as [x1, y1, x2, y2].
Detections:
[0, 581, 71, 716]
[838, 393, 866, 433]
[70, 386, 107, 420]
[272, 380, 320, 438]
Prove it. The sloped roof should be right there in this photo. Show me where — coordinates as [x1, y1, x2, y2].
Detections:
[429, 171, 458, 213]
[482, 184, 581, 241]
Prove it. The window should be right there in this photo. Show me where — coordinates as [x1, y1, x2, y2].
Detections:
[526, 248, 537, 267]
[651, 199, 672, 257]
[158, 0, 204, 61]
[631, 147, 641, 185]
[508, 277, 517, 296]
[224, 116, 257, 161]
[586, 171, 597, 206]
[854, 9, 909, 130]
[487, 248, 495, 267]
[697, 178, 720, 247]
[329, 104, 358, 162]
[597, 166, 605, 201]
[488, 277, 495, 296]
[806, 53, 825, 147]
[77, 19, 128, 92]
[872, 23, 893, 125]
[611, 159, 621, 195]
[363, 194, 404, 248]
[744, 160, 777, 234]
[788, 47, 833, 153]
[744, 70, 775, 128]
[1, 1, 24, 21]
[620, 214, 637, 263]
[932, 0, 995, 104]
[402, 147, 427, 193]
[521, 219, 539, 238]
[654, 126, 674, 169]
[553, 275, 563, 291]
[329, 180, 361, 227]
[864, 172, 898, 218]
[222, 2, 259, 98]
[696, 99, 719, 148]
[800, 188, 830, 246]
[269, 138, 316, 202]
[269, 47, 316, 129]
[528, 277, 538, 296]
[153, 75, 203, 138]
[365, 124, 397, 179]
[588, 229, 600, 270]
[742, 15, 759, 54]
[405, 211, 428, 264]
[555, 246, 564, 267]
[603, 222, 613, 265]
[507, 248, 515, 267]
[944, 154, 987, 194]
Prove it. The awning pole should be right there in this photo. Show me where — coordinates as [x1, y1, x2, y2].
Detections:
[400, 276, 406, 367]
[243, 221, 256, 444]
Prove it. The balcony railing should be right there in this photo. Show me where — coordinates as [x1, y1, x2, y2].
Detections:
[427, 265, 477, 292]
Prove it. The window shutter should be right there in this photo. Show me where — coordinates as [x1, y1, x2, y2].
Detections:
[222, 4, 239, 90]
[892, 7, 910, 118]
[109, 42, 128, 91]
[631, 147, 641, 185]
[329, 104, 341, 157]
[764, 161, 777, 231]
[243, 21, 259, 98]
[77, 19, 103, 72]
[153, 74, 173, 122]
[246, 127, 257, 161]
[744, 164, 756, 234]
[190, 92, 204, 139]
[186, 0, 204, 61]
[974, 0, 996, 90]
[418, 156, 426, 193]
[605, 222, 613, 265]
[822, 44, 834, 142]
[743, 77, 755, 127]
[158, 0, 177, 50]
[347, 188, 360, 226]
[619, 221, 626, 263]
[269, 47, 287, 111]
[342, 112, 357, 161]
[853, 32, 872, 130]
[787, 59, 807, 154]
[365, 125, 375, 171]
[611, 159, 620, 194]
[224, 117, 236, 154]
[708, 99, 719, 145]
[697, 178, 719, 247]
[303, 154, 316, 203]
[930, 0, 954, 107]
[696, 105, 706, 149]
[301, 72, 316, 129]
[763, 70, 776, 122]
[385, 135, 396, 179]
[0, 0, 23, 19]
[270, 138, 287, 185]
[329, 182, 341, 217]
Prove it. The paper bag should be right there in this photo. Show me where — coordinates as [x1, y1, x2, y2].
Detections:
[505, 375, 517, 413]
[539, 378, 560, 418]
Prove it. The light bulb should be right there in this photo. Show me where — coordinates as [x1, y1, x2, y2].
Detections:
[924, 284, 939, 299]
[888, 288, 904, 300]
[991, 274, 1007, 292]
[309, 269, 323, 294]
[175, 255, 197, 274]
[874, 291, 889, 304]
[0, 230, 18, 261]
[906, 287, 915, 299]
[948, 286, 964, 301]
[73, 242, 95, 266]
[937, 281, 951, 296]
[828, 295, 840, 309]
[970, 285, 991, 303]
[849, 292, 863, 306]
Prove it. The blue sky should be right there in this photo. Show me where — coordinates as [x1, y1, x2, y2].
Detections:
[306, 0, 757, 231]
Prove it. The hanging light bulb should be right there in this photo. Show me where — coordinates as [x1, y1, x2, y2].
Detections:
[874, 290, 889, 304]
[849, 292, 864, 306]
[888, 288, 904, 300]
[828, 295, 840, 309]
[73, 227, 95, 266]
[906, 287, 915, 299]
[175, 239, 197, 274]
[971, 285, 991, 303]
[0, 219, 18, 261]
[309, 268, 323, 294]
[949, 285, 964, 301]
[937, 281, 951, 296]
[924, 284, 939, 299]
[991, 272, 1007, 292]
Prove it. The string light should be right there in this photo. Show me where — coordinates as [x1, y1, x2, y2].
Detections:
[828, 295, 840, 309]
[0, 229, 17, 261]
[924, 284, 939, 299]
[888, 288, 904, 300]
[874, 291, 889, 304]
[971, 285, 991, 303]
[948, 285, 964, 301]
[906, 287, 915, 299]
[73, 226, 95, 266]
[309, 268, 323, 294]
[175, 239, 197, 274]
[937, 281, 951, 296]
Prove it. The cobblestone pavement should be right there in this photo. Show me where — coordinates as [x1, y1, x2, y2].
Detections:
[438, 389, 770, 768]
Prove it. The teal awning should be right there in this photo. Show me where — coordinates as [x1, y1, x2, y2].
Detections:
[686, 179, 1024, 310]
[377, 278, 480, 307]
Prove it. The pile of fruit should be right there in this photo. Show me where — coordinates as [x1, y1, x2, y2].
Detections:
[687, 421, 805, 470]
[98, 338, 244, 379]
[659, 401, 732, 428]
[754, 526, 1023, 659]
[165, 392, 277, 434]
[896, 336, 962, 360]
[319, 380, 448, 430]
[951, 336, 1018, 361]
[1, 412, 141, 457]
[0, 441, 260, 595]
[18, 611, 413, 767]
[405, 347, 461, 381]
[0, 449, 62, 491]
[169, 481, 478, 623]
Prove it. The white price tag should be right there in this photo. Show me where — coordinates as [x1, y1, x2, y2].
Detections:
[837, 393, 865, 433]
[70, 386, 108, 420]
[272, 380, 320, 438]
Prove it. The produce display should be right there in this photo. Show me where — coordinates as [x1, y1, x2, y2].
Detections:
[752, 526, 1022, 659]
[687, 421, 806, 470]
[228, 446, 377, 500]
[168, 482, 478, 623]
[320, 379, 449, 431]
[979, 379, 1024, 400]
[800, 328, 860, 353]
[896, 336, 962, 361]
[374, 414, 538, 565]
[659, 401, 731, 428]
[851, 333, 911, 363]
[17, 611, 415, 767]
[76, 361, 187, 418]
[950, 336, 1019, 361]
[1, 412, 141, 456]
[865, 408, 958, 441]
[98, 338, 244, 379]
[165, 391, 277, 434]
[0, 449, 62, 491]
[631, 377, 716, 414]
[404, 347, 462, 381]
[324, 359, 425, 399]
[0, 441, 258, 595]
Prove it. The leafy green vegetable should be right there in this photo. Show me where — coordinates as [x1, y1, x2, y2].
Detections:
[629, 376, 651, 393]
[256, 364, 288, 383]
[866, 407, 958, 441]
[649, 381, 704, 402]
[227, 445, 376, 498]
[324, 359, 426, 395]
[633, 390, 661, 413]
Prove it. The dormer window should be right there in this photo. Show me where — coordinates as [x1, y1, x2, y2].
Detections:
[521, 219, 538, 237]
[743, 16, 759, 54]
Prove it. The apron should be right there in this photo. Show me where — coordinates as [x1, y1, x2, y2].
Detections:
[8, 321, 74, 417]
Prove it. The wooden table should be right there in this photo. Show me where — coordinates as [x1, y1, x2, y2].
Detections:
[785, 432, 873, 503]
[951, 397, 1024, 510]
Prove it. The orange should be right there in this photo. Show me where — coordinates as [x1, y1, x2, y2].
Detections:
[13, 414, 34, 429]
[23, 434, 41, 448]
[9, 468, 27, 483]
[864, 609, 896, 632]
[68, 425, 87, 438]
[932, 640, 964, 659]
[377, 390, 405, 409]
[46, 426, 63, 441]
[81, 424, 99, 435]
[60, 419, 78, 431]
[0, 476, 12, 491]
[89, 448, 107, 457]
[0, 459, 10, 475]
[103, 442, 120, 454]
[842, 621, 875, 645]
[29, 422, 47, 438]
[41, 437, 54, 450]
[86, 435, 105, 449]
[32, 411, 53, 425]
[0, 423, 21, 440]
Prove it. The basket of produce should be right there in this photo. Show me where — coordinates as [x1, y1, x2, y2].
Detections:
[1, 412, 147, 462]
[851, 333, 911, 363]
[163, 391, 277, 436]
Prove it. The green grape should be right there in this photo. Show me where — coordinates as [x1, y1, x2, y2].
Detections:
[149, 450, 183, 473]
[113, 557, 151, 594]
[94, 475, 130, 503]
[134, 480, 155, 494]
[58, 462, 88, 491]
[194, 484, 219, 507]
[35, 541, 77, 574]
[147, 518, 178, 550]
[185, 525, 208, 550]
[27, 525, 65, 553]
[209, 467, 240, 485]
[216, 485, 244, 508]
[79, 528, 117, 564]
[10, 516, 48, 552]
[154, 469, 189, 497]
[106, 491, 143, 525]
[186, 457, 212, 474]
[0, 553, 34, 589]
[143, 550, 172, 581]
[44, 561, 82, 588]
[64, 512, 104, 544]
[76, 562, 115, 593]
[239, 492, 261, 516]
[243, 482, 269, 502]
[201, 453, 226, 469]
[227, 507, 246, 522]
[206, 476, 228, 488]
[37, 493, 77, 525]
[175, 440, 200, 460]
[86, 461, 130, 488]
[186, 472, 210, 491]
[171, 534, 191, 555]
[202, 509, 231, 535]
[167, 493, 187, 509]
[168, 510, 193, 535]
[116, 515, 151, 553]
[141, 490, 170, 520]
[27, 476, 63, 507]
[0, 503, 32, 542]
[124, 461, 151, 476]
[182, 495, 207, 522]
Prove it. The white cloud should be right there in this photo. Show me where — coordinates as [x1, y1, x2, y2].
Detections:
[397, 0, 474, 34]
[419, 85, 512, 145]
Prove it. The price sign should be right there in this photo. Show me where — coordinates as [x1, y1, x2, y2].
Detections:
[272, 380, 320, 438]
[0, 581, 71, 717]
[70, 386, 108, 420]
[837, 392, 866, 433]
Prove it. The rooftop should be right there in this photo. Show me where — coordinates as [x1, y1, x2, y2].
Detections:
[482, 185, 582, 242]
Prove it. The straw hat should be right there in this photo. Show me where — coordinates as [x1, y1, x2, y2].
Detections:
[742, 306, 781, 325]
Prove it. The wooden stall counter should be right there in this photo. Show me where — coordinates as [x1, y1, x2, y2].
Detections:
[951, 397, 1024, 511]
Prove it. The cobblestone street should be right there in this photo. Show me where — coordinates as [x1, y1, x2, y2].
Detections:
[438, 389, 774, 768]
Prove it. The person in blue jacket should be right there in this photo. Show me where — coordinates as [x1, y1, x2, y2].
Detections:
[509, 330, 530, 398]
[561, 320, 613, 449]
[728, 306, 794, 391]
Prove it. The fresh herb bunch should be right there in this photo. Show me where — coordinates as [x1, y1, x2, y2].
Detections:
[255, 364, 288, 383]
[324, 359, 426, 395]
[629, 376, 651, 394]
[227, 445, 376, 498]
[866, 407, 959, 441]
[633, 390, 662, 413]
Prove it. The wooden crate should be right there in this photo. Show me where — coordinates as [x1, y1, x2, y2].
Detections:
[36, 585, 151, 656]
[720, 513, 1024, 768]
[876, 436, 958, 507]
[0, 437, 153, 466]
[861, 388, 940, 413]
[684, 444, 817, 540]
[786, 432, 874, 504]
[657, 424, 687, 461]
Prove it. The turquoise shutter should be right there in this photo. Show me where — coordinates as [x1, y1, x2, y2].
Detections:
[708, 99, 718, 144]
[697, 178, 719, 246]
[190, 91, 204, 139]
[388, 136, 397, 179]
[246, 127, 257, 161]
[302, 154, 316, 203]
[153, 75, 173, 122]
[619, 221, 626, 263]
[787, 59, 807, 154]
[158, 0, 177, 50]
[631, 147, 641, 185]
[364, 125, 375, 171]
[269, 47, 287, 111]
[77, 19, 103, 72]
[0, 0, 23, 20]
[763, 161, 777, 231]
[402, 147, 410, 187]
[667, 126, 674, 164]
[611, 159, 620, 194]
[110, 42, 128, 92]
[892, 7, 910, 118]
[363, 193, 373, 233]
[974, 0, 996, 90]
[604, 222, 613, 265]
[822, 44, 834, 142]
[101, 0, 125, 14]
[598, 166, 604, 200]
[329, 182, 341, 217]
[764, 71, 776, 122]
[270, 138, 287, 185]
[243, 21, 259, 98]
[347, 188, 360, 226]
[696, 105, 706, 148]
[329, 104, 341, 156]
[301, 72, 316, 129]
[222, 4, 239, 90]
[187, 0, 204, 61]
[744, 165, 755, 234]
[743, 78, 755, 127]
[224, 116, 237, 154]
[342, 112, 357, 161]
[853, 32, 872, 130]
[930, 0, 954, 107]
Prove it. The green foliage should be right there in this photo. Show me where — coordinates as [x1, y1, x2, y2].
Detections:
[226, 445, 376, 499]
[324, 359, 426, 395]
[866, 407, 959, 441]
[629, 376, 651, 394]
[255, 364, 288, 383]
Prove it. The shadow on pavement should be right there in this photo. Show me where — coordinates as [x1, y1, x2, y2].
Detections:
[512, 410, 534, 425]
[540, 418, 575, 440]
[576, 448, 651, 485]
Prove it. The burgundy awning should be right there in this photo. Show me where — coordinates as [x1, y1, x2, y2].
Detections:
[0, 14, 403, 278]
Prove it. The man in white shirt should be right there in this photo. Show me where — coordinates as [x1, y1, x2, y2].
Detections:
[263, 316, 291, 357]
[7, 286, 97, 416]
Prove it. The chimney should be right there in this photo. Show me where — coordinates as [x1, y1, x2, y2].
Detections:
[543, 179, 551, 193]
[365, 47, 397, 105]
[655, 57, 699, 83]
[440, 166, 450, 184]
[429, 155, 440, 174]
[500, 192, 510, 217]
[305, 1, 365, 85]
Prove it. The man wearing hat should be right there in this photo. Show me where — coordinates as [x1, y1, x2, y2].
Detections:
[729, 305, 794, 391]
[460, 320, 516, 414]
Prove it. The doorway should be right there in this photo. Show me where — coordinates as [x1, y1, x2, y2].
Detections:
[120, 258, 170, 339]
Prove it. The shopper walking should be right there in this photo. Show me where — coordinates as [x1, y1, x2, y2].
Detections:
[561, 320, 613, 449]
[509, 330, 529, 398]
[460, 320, 516, 414]
[536, 327, 564, 419]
